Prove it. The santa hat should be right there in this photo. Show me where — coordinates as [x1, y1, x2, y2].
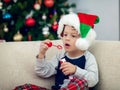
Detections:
[57, 12, 99, 50]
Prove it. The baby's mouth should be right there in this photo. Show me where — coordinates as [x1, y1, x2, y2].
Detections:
[65, 43, 70, 47]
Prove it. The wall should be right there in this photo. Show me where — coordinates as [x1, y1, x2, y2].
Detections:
[68, 0, 119, 41]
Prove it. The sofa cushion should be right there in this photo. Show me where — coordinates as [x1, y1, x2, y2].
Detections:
[89, 40, 120, 90]
[0, 41, 55, 90]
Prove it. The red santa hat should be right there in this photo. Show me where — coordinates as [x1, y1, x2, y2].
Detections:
[57, 12, 99, 50]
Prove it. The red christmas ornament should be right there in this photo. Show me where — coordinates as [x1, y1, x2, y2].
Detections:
[25, 18, 35, 27]
[52, 21, 58, 31]
[3, 0, 11, 3]
[44, 0, 54, 8]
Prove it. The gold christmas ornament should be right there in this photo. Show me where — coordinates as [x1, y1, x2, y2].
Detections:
[3, 24, 8, 32]
[13, 31, 23, 41]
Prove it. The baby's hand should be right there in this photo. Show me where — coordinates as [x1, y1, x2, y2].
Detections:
[60, 62, 76, 75]
[38, 40, 51, 59]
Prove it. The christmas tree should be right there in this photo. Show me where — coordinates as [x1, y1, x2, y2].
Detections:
[0, 0, 76, 41]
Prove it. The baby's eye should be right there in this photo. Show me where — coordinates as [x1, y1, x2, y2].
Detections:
[63, 33, 67, 37]
[72, 35, 78, 38]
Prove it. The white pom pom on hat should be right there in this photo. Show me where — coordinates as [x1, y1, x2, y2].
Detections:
[57, 12, 99, 50]
[75, 28, 97, 50]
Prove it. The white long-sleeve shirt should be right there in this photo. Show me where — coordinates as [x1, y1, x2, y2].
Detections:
[35, 51, 99, 87]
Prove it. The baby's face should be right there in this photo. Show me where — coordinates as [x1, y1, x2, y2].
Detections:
[61, 25, 80, 52]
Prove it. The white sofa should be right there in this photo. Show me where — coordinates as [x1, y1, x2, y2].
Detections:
[0, 40, 120, 90]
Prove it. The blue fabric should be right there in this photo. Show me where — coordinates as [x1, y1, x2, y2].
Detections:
[52, 55, 86, 90]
